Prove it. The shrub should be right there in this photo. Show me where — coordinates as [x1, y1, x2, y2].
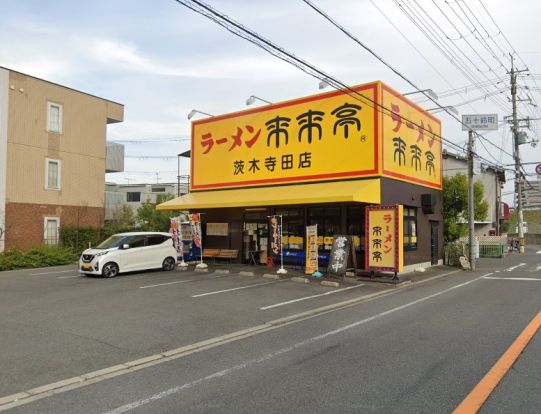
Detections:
[59, 225, 125, 254]
[0, 245, 79, 271]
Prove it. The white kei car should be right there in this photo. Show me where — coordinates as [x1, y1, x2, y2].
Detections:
[79, 232, 177, 277]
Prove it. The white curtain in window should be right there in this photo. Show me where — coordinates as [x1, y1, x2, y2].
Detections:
[49, 105, 60, 132]
[47, 161, 58, 188]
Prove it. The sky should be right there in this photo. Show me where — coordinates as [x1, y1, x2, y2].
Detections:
[1, 0, 540, 204]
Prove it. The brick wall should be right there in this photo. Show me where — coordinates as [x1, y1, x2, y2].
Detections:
[5, 202, 104, 251]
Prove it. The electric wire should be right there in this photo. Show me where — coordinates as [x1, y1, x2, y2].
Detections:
[173, 0, 471, 159]
[301, 0, 514, 167]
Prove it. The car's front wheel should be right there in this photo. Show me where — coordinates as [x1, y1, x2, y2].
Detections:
[162, 257, 176, 271]
[102, 262, 119, 278]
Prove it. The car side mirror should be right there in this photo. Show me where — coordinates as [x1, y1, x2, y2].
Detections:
[122, 244, 130, 249]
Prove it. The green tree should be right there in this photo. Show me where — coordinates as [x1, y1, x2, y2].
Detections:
[443, 173, 489, 242]
[136, 193, 175, 231]
[106, 204, 136, 233]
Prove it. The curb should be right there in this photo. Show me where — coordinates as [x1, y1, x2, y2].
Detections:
[320, 280, 340, 288]
[291, 276, 309, 284]
[263, 274, 280, 280]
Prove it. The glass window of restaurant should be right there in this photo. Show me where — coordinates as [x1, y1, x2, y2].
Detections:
[403, 206, 418, 250]
[275, 208, 305, 250]
[308, 207, 340, 251]
[347, 205, 364, 252]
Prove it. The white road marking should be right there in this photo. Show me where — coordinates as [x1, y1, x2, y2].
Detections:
[536, 264, 541, 272]
[260, 284, 365, 310]
[57, 275, 82, 279]
[103, 275, 485, 414]
[139, 279, 199, 289]
[536, 250, 541, 254]
[29, 269, 78, 276]
[139, 273, 236, 289]
[192, 279, 288, 297]
[483, 276, 541, 281]
[505, 263, 526, 272]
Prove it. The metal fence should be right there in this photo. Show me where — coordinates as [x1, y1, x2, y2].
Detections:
[473, 235, 507, 258]
[449, 235, 507, 263]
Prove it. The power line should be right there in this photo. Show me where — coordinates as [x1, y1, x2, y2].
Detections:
[109, 137, 190, 143]
[174, 0, 469, 158]
[301, 0, 513, 167]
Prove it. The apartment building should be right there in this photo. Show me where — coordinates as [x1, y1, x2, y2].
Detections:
[442, 150, 506, 235]
[0, 67, 124, 250]
[520, 177, 541, 210]
[105, 182, 189, 220]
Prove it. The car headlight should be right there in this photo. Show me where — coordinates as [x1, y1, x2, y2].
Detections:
[95, 251, 109, 257]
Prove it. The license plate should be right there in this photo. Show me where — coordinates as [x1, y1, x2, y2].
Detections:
[82, 264, 92, 270]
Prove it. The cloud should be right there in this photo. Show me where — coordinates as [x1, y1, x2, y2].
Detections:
[80, 37, 297, 80]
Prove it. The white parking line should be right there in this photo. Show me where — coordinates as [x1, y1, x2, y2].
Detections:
[140, 279, 199, 289]
[57, 275, 83, 279]
[192, 280, 287, 297]
[260, 284, 365, 310]
[102, 275, 485, 414]
[505, 263, 526, 272]
[483, 276, 541, 281]
[29, 269, 78, 276]
[536, 264, 541, 272]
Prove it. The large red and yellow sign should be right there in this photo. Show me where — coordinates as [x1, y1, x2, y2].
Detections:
[381, 84, 442, 189]
[366, 205, 403, 272]
[191, 83, 378, 190]
[190, 82, 441, 191]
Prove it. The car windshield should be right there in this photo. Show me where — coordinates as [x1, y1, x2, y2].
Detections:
[95, 235, 128, 249]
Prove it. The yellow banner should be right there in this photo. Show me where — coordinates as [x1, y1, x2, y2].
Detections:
[381, 84, 442, 189]
[191, 83, 378, 190]
[305, 225, 318, 274]
[366, 205, 403, 272]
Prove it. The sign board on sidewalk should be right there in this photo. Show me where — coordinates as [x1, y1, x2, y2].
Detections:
[535, 163, 541, 176]
[461, 114, 498, 131]
[327, 235, 352, 277]
[365, 205, 404, 273]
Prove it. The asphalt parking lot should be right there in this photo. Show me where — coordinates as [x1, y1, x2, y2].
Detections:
[0, 263, 454, 398]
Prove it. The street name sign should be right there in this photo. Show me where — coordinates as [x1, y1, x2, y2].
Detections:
[461, 114, 498, 131]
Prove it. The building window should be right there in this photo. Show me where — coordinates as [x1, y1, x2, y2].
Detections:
[45, 158, 61, 190]
[308, 207, 341, 251]
[347, 205, 364, 252]
[151, 187, 166, 193]
[275, 208, 304, 250]
[47, 102, 63, 133]
[404, 206, 418, 250]
[127, 192, 141, 202]
[44, 217, 60, 245]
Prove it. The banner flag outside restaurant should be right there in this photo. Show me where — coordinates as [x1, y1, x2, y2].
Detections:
[189, 213, 202, 249]
[169, 217, 182, 255]
[269, 215, 281, 261]
[170, 216, 188, 267]
[189, 213, 206, 267]
[305, 224, 318, 275]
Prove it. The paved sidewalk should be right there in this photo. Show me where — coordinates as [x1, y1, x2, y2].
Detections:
[178, 259, 463, 286]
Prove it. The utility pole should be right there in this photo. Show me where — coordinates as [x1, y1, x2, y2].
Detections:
[510, 55, 526, 253]
[467, 129, 476, 270]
